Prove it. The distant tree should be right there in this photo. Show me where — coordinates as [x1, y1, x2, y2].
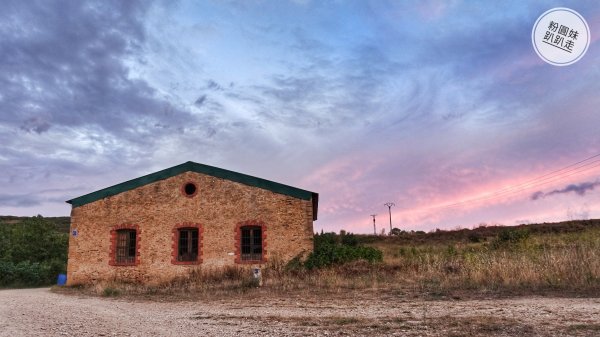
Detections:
[305, 232, 382, 269]
[0, 217, 68, 287]
[341, 233, 358, 246]
[0, 224, 10, 261]
[9, 217, 67, 264]
[390, 228, 402, 236]
[315, 232, 338, 249]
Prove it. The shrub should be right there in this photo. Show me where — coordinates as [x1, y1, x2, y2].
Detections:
[305, 233, 383, 269]
[0, 217, 68, 288]
[491, 228, 530, 249]
[102, 287, 121, 297]
[390, 228, 402, 236]
[0, 261, 55, 287]
[468, 232, 482, 243]
[284, 255, 304, 273]
[341, 233, 359, 246]
[315, 232, 339, 248]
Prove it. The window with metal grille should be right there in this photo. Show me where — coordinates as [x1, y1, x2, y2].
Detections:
[240, 226, 262, 261]
[115, 229, 137, 264]
[177, 228, 199, 262]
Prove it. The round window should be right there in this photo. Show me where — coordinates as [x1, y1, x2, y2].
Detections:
[183, 183, 197, 197]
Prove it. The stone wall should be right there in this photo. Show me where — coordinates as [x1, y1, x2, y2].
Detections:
[66, 171, 314, 285]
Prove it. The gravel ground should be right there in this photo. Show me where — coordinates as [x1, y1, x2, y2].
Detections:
[1, 288, 599, 336]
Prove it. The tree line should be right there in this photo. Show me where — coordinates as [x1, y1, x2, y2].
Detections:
[0, 216, 68, 287]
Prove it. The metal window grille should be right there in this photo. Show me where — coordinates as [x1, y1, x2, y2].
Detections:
[178, 228, 198, 262]
[241, 226, 262, 261]
[116, 229, 136, 264]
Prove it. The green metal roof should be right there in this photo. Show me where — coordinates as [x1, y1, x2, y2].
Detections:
[66, 161, 318, 220]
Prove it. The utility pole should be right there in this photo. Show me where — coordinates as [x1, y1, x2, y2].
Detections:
[370, 214, 377, 235]
[384, 202, 395, 235]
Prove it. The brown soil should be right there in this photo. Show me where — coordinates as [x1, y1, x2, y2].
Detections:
[1, 288, 599, 336]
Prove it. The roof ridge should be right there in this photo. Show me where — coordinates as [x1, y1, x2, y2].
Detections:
[66, 162, 318, 218]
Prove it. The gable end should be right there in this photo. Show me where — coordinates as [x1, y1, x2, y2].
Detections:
[66, 161, 318, 219]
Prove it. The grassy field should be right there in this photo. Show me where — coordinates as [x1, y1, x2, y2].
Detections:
[4, 215, 597, 297]
[364, 222, 600, 297]
[64, 219, 600, 299]
[0, 215, 71, 233]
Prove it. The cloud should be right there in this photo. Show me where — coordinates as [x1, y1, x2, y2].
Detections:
[0, 1, 223, 200]
[19, 117, 52, 134]
[0, 0, 212, 213]
[0, 194, 44, 207]
[2, 0, 600, 228]
[206, 80, 224, 91]
[530, 191, 544, 201]
[0, 0, 210, 146]
[531, 181, 600, 200]
[194, 95, 207, 107]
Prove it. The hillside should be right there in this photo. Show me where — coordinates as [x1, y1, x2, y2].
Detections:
[1, 215, 596, 298]
[0, 215, 71, 233]
[2, 216, 599, 240]
[355, 219, 600, 245]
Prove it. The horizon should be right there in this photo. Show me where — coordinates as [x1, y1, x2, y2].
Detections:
[3, 214, 599, 236]
[1, 1, 600, 234]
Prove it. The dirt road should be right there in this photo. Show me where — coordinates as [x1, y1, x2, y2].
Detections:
[0, 288, 599, 336]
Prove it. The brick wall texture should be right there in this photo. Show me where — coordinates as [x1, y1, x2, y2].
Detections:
[66, 171, 315, 285]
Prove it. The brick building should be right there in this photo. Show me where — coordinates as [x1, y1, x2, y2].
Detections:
[65, 161, 318, 285]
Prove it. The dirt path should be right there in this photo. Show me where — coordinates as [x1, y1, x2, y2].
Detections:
[0, 288, 599, 336]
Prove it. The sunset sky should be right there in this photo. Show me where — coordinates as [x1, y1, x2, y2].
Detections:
[2, 1, 600, 233]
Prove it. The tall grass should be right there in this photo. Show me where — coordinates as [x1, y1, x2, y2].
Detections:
[376, 227, 600, 295]
[74, 227, 600, 298]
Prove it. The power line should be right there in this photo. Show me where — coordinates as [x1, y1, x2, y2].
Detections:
[402, 152, 600, 214]
[453, 154, 600, 202]
[436, 159, 600, 209]
[436, 161, 600, 210]
[473, 157, 600, 198]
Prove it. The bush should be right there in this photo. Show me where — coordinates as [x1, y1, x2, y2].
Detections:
[491, 228, 530, 249]
[390, 228, 403, 236]
[305, 233, 383, 269]
[468, 232, 483, 243]
[315, 232, 339, 248]
[284, 255, 304, 273]
[341, 233, 359, 246]
[0, 261, 55, 287]
[102, 287, 121, 297]
[0, 217, 68, 288]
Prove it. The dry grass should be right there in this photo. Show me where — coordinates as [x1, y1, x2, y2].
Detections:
[60, 227, 600, 300]
[371, 227, 600, 297]
[74, 262, 390, 300]
[190, 311, 535, 336]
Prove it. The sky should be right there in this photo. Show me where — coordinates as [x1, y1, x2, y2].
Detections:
[2, 0, 600, 234]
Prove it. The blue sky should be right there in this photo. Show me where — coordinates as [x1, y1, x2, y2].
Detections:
[2, 1, 600, 233]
